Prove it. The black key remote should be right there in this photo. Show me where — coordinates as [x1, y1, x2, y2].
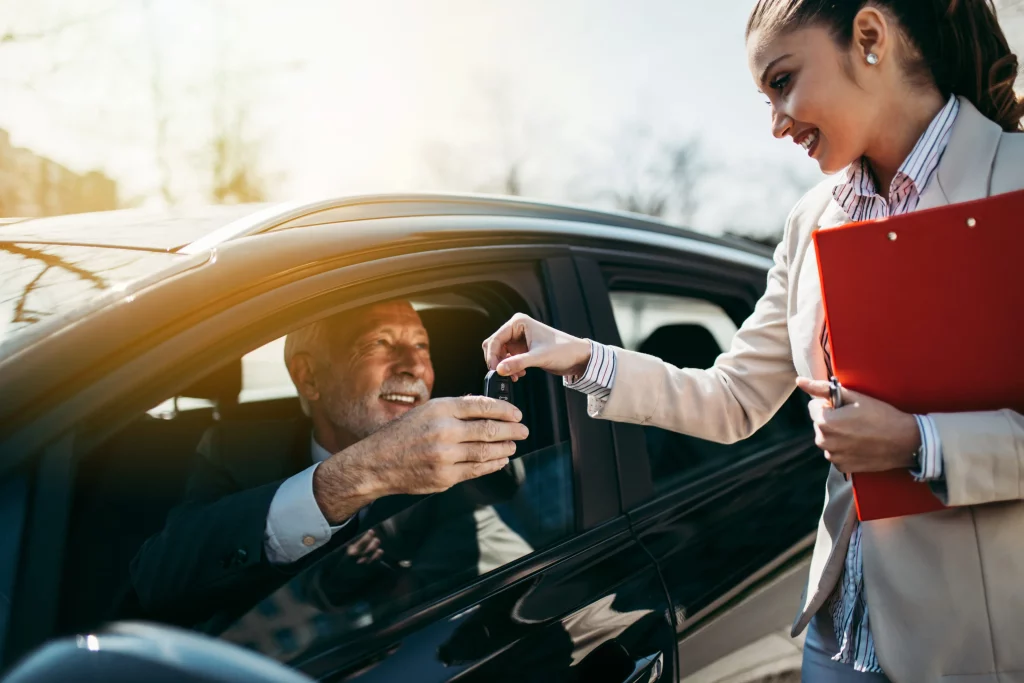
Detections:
[483, 370, 514, 404]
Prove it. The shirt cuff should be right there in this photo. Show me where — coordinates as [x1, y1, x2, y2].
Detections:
[910, 414, 944, 481]
[563, 340, 617, 401]
[264, 462, 352, 565]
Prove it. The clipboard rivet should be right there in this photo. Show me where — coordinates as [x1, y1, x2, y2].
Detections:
[966, 217, 977, 228]
[887, 231, 897, 241]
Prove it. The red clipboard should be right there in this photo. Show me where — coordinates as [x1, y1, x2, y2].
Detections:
[813, 189, 1024, 521]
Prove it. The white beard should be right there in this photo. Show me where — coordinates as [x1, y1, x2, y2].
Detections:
[321, 374, 430, 441]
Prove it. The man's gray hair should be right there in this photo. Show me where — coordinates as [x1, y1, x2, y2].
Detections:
[283, 318, 331, 417]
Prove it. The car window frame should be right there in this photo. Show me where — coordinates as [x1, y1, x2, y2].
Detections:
[1, 237, 622, 667]
[570, 246, 811, 512]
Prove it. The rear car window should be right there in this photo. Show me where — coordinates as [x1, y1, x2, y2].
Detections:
[607, 288, 803, 493]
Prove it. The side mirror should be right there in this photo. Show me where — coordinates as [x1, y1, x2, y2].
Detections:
[3, 622, 312, 683]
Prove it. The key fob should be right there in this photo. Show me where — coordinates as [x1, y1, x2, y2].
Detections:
[483, 370, 514, 404]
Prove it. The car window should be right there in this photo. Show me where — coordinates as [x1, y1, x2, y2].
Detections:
[148, 296, 491, 417]
[608, 289, 800, 493]
[218, 440, 572, 665]
[609, 291, 737, 353]
[55, 286, 575, 664]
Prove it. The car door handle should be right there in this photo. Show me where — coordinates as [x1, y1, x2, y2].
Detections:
[623, 651, 664, 683]
[576, 641, 664, 683]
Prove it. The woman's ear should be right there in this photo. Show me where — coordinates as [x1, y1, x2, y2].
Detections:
[851, 6, 890, 65]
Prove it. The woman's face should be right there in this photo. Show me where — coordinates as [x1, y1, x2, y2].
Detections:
[747, 25, 878, 175]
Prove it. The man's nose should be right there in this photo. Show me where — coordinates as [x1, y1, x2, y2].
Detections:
[393, 345, 428, 378]
[771, 108, 792, 140]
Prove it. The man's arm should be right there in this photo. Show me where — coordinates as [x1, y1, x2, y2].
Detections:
[127, 431, 359, 627]
[264, 462, 354, 564]
[127, 396, 526, 626]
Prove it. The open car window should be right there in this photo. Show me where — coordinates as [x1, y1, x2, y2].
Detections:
[56, 279, 575, 670]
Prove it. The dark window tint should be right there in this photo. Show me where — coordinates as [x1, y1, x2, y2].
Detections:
[217, 440, 573, 665]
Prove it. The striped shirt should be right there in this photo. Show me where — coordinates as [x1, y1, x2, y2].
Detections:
[565, 94, 960, 674]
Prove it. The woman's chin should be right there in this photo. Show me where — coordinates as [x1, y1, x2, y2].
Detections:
[814, 147, 856, 176]
[816, 156, 845, 176]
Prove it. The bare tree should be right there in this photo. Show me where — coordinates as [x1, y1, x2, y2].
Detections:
[206, 108, 267, 204]
[144, 0, 175, 205]
[421, 78, 551, 197]
[0, 3, 121, 46]
[591, 126, 706, 226]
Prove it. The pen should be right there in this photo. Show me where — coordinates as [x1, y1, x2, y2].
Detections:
[829, 376, 843, 409]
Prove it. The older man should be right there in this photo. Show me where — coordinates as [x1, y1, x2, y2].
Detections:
[127, 300, 527, 628]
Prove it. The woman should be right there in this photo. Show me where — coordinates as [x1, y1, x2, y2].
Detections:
[482, 1, 1024, 681]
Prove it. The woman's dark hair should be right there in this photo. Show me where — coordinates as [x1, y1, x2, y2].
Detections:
[747, 0, 1024, 132]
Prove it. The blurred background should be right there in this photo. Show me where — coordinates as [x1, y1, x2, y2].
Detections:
[2, 0, 1022, 245]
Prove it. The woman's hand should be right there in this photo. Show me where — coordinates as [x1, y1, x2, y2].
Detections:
[797, 378, 921, 474]
[482, 313, 593, 380]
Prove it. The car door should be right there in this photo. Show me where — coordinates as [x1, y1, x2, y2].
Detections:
[0, 223, 675, 683]
[570, 244, 829, 679]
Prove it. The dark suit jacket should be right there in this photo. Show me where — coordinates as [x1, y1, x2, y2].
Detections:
[125, 418, 361, 629]
[125, 417, 524, 631]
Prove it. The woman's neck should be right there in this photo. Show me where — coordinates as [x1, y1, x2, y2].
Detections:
[863, 89, 948, 193]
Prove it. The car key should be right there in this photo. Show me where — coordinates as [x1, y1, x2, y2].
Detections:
[483, 369, 514, 405]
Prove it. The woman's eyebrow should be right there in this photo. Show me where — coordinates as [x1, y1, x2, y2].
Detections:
[759, 53, 793, 85]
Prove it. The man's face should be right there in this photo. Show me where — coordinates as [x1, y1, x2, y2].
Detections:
[317, 301, 434, 441]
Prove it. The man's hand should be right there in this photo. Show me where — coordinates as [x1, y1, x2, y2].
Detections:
[312, 396, 528, 524]
[797, 378, 921, 475]
[481, 313, 592, 381]
[345, 530, 384, 565]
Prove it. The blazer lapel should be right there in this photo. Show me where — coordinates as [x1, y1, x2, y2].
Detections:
[817, 199, 850, 229]
[919, 96, 1003, 210]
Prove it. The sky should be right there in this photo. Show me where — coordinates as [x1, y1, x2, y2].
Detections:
[2, 0, 1023, 237]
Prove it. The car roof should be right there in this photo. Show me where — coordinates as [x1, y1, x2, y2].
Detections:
[0, 193, 773, 258]
[0, 194, 773, 360]
[0, 204, 273, 252]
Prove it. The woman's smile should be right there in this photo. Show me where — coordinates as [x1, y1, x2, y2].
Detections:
[793, 127, 820, 157]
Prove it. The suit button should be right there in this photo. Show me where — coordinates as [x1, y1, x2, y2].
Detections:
[302, 535, 316, 547]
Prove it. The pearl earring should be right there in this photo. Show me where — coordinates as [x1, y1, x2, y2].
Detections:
[866, 53, 879, 65]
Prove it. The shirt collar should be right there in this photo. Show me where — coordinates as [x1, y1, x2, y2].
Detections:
[311, 434, 332, 464]
[835, 94, 960, 204]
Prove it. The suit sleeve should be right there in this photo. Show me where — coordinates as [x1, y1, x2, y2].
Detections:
[586, 211, 801, 445]
[126, 430, 356, 627]
[927, 409, 1024, 507]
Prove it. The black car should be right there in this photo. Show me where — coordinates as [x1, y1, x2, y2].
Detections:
[0, 195, 826, 682]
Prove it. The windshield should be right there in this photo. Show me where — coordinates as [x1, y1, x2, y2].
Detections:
[0, 243, 189, 358]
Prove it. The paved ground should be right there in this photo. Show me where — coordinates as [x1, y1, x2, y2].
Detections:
[683, 627, 805, 683]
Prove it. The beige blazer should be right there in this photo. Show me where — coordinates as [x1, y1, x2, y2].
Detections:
[591, 98, 1024, 683]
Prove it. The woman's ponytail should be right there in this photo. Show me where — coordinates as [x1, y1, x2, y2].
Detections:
[914, 0, 1023, 132]
[747, 0, 1024, 132]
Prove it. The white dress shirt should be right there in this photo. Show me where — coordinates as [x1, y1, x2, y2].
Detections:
[263, 436, 353, 565]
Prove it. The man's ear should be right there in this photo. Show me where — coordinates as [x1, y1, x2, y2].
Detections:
[287, 352, 321, 405]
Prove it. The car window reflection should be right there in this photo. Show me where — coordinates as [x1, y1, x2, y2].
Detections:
[218, 441, 572, 665]
[0, 243, 185, 354]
